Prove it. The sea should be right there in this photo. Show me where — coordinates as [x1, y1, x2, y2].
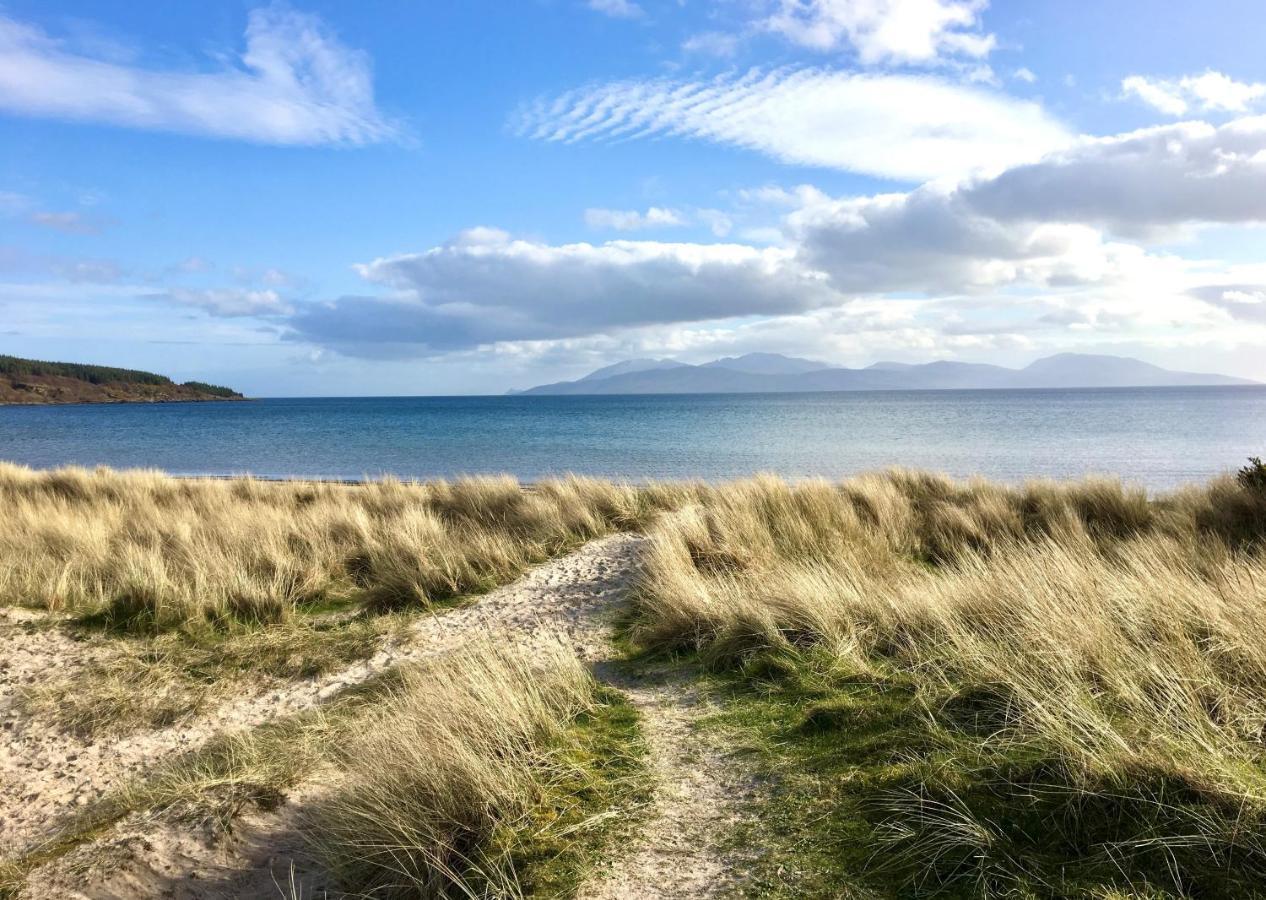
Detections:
[2, 386, 1265, 490]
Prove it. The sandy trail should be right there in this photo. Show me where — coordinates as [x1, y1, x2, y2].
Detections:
[11, 531, 752, 899]
[579, 669, 757, 900]
[0, 535, 634, 858]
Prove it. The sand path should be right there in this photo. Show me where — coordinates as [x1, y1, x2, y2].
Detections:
[1, 536, 635, 857]
[9, 532, 752, 899]
[579, 668, 757, 900]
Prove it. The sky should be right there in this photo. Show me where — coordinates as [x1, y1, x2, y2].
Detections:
[2, 0, 1265, 396]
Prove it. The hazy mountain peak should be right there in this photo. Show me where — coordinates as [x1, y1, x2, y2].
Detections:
[576, 358, 683, 382]
[1024, 352, 1163, 369]
[1017, 353, 1201, 387]
[519, 351, 1254, 396]
[702, 352, 828, 375]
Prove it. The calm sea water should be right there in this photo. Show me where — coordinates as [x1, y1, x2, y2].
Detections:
[2, 387, 1265, 489]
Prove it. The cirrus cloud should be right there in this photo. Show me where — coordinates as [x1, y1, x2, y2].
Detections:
[0, 5, 397, 145]
[514, 67, 1070, 182]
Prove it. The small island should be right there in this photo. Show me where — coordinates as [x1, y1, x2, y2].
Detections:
[0, 354, 245, 405]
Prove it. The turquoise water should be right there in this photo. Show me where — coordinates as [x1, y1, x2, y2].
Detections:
[2, 387, 1265, 488]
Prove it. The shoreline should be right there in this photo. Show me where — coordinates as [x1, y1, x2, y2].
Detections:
[0, 462, 1239, 496]
[0, 397, 251, 408]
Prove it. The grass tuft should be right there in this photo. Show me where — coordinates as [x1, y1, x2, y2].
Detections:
[0, 463, 695, 632]
[635, 470, 1266, 896]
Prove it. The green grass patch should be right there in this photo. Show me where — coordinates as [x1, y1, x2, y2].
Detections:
[6, 665, 652, 900]
[492, 686, 652, 898]
[693, 649, 1266, 899]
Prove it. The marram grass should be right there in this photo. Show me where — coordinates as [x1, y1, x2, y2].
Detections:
[0, 462, 694, 630]
[633, 469, 1266, 896]
[8, 462, 1266, 897]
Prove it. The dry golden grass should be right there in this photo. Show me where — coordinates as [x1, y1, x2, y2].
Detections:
[20, 616, 397, 736]
[634, 470, 1266, 892]
[305, 638, 597, 898]
[6, 636, 642, 899]
[0, 462, 692, 631]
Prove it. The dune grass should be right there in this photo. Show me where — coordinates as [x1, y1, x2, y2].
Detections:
[633, 470, 1266, 896]
[306, 638, 649, 898]
[3, 638, 648, 900]
[0, 462, 691, 632]
[0, 463, 693, 739]
[11, 462, 1266, 896]
[19, 615, 401, 736]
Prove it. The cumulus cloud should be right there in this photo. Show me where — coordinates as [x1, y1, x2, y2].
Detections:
[287, 116, 1266, 363]
[963, 118, 1266, 234]
[0, 6, 396, 145]
[584, 206, 733, 235]
[584, 207, 687, 230]
[788, 188, 1131, 295]
[1189, 284, 1266, 322]
[161, 287, 293, 317]
[762, 0, 996, 65]
[287, 228, 843, 356]
[1123, 71, 1266, 117]
[784, 116, 1266, 295]
[514, 67, 1070, 181]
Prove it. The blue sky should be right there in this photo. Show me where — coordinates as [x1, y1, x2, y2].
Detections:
[2, 0, 1265, 395]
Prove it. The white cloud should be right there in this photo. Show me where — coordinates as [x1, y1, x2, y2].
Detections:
[1189, 283, 1266, 323]
[288, 115, 1266, 367]
[1013, 67, 1036, 84]
[695, 209, 735, 237]
[785, 116, 1266, 295]
[1122, 77, 1192, 117]
[584, 206, 733, 235]
[0, 6, 396, 145]
[584, 207, 688, 230]
[287, 228, 843, 356]
[787, 185, 1136, 295]
[1123, 71, 1266, 117]
[964, 118, 1266, 234]
[1183, 71, 1266, 111]
[260, 267, 295, 287]
[586, 0, 644, 19]
[515, 67, 1071, 182]
[162, 287, 292, 317]
[763, 0, 995, 65]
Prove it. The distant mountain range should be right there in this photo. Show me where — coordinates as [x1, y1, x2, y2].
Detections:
[516, 353, 1257, 396]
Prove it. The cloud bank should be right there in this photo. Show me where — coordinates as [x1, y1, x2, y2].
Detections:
[288, 115, 1266, 358]
[288, 228, 841, 356]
